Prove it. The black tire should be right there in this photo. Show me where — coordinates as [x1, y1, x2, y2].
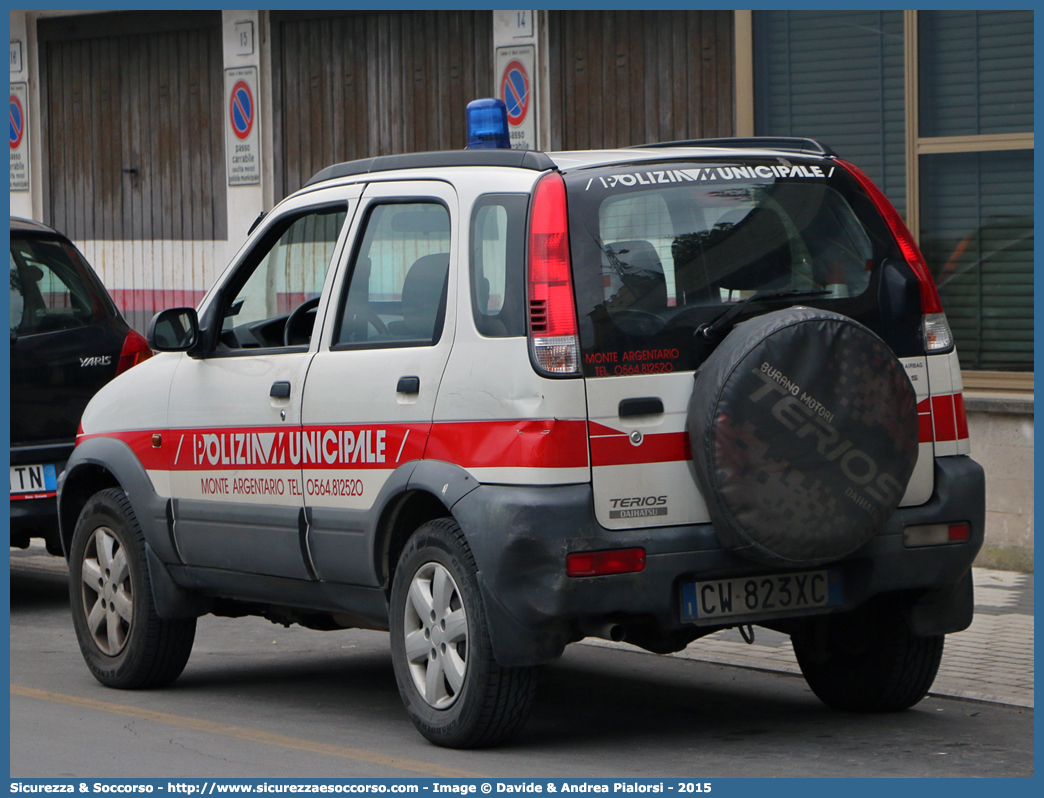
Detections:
[69, 488, 196, 689]
[389, 518, 537, 748]
[792, 601, 943, 712]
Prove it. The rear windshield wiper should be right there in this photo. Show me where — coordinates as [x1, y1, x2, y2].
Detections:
[696, 288, 832, 342]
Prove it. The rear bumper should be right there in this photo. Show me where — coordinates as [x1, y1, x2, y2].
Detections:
[453, 456, 985, 666]
[10, 445, 71, 545]
[10, 495, 60, 543]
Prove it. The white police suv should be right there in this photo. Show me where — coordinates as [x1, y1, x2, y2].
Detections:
[59, 101, 983, 748]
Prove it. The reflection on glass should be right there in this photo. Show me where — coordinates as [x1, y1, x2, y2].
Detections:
[593, 179, 874, 322]
[9, 239, 102, 335]
[919, 150, 1033, 371]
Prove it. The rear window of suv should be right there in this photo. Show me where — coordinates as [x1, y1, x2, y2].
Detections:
[565, 159, 906, 377]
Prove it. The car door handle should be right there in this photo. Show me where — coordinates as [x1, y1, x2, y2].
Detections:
[619, 397, 663, 417]
[397, 376, 420, 394]
[270, 381, 292, 398]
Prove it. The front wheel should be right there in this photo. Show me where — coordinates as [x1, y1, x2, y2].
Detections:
[792, 599, 943, 712]
[69, 488, 196, 689]
[389, 518, 536, 748]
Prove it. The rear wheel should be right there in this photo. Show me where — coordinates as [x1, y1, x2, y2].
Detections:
[69, 488, 196, 689]
[389, 518, 537, 748]
[792, 600, 943, 712]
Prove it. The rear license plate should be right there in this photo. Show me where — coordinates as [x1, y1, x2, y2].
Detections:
[681, 569, 842, 623]
[10, 463, 58, 499]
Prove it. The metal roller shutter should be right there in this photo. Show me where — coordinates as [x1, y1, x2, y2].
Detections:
[916, 11, 1034, 371]
[753, 10, 906, 214]
[919, 150, 1033, 372]
[918, 10, 1034, 137]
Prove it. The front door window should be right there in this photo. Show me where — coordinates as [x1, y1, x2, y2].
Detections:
[220, 207, 347, 351]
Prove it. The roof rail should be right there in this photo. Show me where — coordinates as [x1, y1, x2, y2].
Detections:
[305, 149, 557, 187]
[630, 137, 837, 157]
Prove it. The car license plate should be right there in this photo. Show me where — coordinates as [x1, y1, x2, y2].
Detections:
[681, 569, 842, 623]
[10, 463, 58, 499]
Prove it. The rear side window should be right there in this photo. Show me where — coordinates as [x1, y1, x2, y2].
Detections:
[469, 194, 528, 337]
[10, 236, 109, 335]
[566, 160, 905, 375]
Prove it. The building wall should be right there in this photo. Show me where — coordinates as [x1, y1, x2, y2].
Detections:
[10, 8, 735, 332]
[270, 11, 494, 197]
[965, 398, 1035, 569]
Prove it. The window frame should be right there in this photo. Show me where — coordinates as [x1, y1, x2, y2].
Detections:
[902, 10, 1034, 249]
[737, 9, 1034, 385]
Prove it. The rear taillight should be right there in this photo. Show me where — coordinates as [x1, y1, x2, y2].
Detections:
[528, 171, 580, 375]
[922, 313, 953, 351]
[836, 159, 953, 352]
[116, 328, 153, 376]
[566, 548, 646, 577]
[903, 522, 970, 548]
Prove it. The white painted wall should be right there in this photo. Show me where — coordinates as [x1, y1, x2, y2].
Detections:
[967, 409, 1034, 555]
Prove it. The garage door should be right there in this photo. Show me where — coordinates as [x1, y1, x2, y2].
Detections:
[38, 12, 228, 332]
[272, 11, 493, 196]
[547, 10, 735, 150]
[39, 12, 227, 242]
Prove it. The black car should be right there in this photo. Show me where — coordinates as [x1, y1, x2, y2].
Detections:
[10, 217, 152, 554]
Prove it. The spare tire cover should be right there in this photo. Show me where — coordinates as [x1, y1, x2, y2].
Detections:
[688, 306, 918, 567]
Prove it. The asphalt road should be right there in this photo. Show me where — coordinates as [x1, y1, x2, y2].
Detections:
[9, 554, 1034, 779]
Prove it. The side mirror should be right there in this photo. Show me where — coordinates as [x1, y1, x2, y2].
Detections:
[147, 307, 199, 352]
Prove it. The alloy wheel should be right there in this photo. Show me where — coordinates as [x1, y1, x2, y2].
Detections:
[80, 526, 133, 656]
[402, 561, 469, 709]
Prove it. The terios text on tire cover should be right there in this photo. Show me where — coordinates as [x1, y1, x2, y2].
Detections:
[58, 100, 984, 748]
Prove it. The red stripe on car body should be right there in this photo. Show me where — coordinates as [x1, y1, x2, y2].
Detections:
[425, 419, 589, 469]
[931, 394, 957, 442]
[954, 393, 969, 440]
[78, 419, 591, 473]
[918, 412, 934, 444]
[590, 431, 689, 467]
[587, 420, 627, 438]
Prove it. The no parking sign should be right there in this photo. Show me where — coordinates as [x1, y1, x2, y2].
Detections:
[501, 60, 529, 126]
[224, 67, 260, 186]
[495, 45, 537, 150]
[230, 80, 254, 140]
[10, 82, 29, 191]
